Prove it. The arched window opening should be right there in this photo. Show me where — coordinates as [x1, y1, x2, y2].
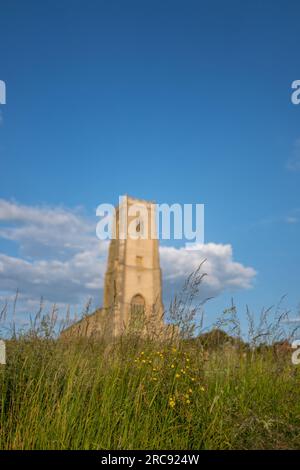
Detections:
[130, 294, 145, 316]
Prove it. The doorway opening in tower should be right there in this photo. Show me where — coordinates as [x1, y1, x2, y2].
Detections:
[130, 294, 146, 331]
[130, 294, 145, 316]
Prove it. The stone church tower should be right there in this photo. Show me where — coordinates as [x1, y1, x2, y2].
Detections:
[61, 196, 169, 339]
[103, 196, 164, 336]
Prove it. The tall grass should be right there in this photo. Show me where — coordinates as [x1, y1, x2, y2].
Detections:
[1, 336, 300, 449]
[1, 268, 300, 449]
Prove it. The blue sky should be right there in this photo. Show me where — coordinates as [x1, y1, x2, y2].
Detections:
[0, 0, 300, 329]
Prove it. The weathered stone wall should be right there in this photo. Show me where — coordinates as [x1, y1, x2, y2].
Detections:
[61, 195, 171, 339]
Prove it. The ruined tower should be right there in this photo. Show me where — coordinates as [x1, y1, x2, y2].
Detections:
[103, 195, 164, 336]
[61, 195, 167, 338]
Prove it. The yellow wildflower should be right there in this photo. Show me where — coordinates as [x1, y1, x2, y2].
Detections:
[169, 396, 176, 407]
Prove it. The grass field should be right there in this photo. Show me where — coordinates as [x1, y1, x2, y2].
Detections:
[1, 332, 300, 450]
[1, 268, 299, 450]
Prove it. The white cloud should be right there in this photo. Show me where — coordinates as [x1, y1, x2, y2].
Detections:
[285, 216, 299, 224]
[255, 209, 300, 227]
[160, 243, 256, 299]
[0, 199, 256, 315]
[0, 199, 97, 257]
[0, 199, 107, 307]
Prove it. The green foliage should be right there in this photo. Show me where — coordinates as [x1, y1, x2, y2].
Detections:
[1, 336, 300, 449]
[1, 267, 299, 449]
